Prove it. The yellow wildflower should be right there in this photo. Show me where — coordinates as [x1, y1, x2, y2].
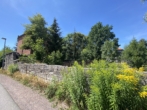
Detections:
[123, 68, 136, 75]
[139, 91, 147, 98]
[117, 75, 138, 84]
[139, 67, 145, 72]
[121, 63, 129, 69]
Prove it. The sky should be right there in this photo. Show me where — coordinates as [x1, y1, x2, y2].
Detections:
[0, 0, 147, 50]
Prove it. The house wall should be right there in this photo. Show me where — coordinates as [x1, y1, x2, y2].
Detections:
[17, 35, 31, 55]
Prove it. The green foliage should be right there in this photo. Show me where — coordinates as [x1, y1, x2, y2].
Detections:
[19, 55, 36, 63]
[22, 14, 62, 64]
[21, 14, 48, 62]
[101, 38, 119, 62]
[48, 18, 62, 52]
[87, 22, 116, 60]
[46, 61, 147, 110]
[45, 80, 59, 99]
[45, 50, 62, 64]
[8, 64, 19, 75]
[87, 60, 147, 110]
[81, 48, 92, 62]
[62, 32, 87, 61]
[55, 82, 70, 102]
[61, 62, 89, 109]
[122, 38, 147, 68]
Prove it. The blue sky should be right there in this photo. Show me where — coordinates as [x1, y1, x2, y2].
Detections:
[0, 0, 147, 50]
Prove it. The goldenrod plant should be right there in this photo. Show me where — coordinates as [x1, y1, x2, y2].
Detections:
[87, 61, 147, 110]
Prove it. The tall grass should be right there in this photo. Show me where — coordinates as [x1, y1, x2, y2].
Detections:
[46, 60, 147, 110]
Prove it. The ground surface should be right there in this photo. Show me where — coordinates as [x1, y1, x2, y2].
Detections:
[0, 74, 58, 110]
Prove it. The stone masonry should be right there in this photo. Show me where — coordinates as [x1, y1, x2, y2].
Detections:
[18, 63, 68, 81]
[4, 52, 19, 69]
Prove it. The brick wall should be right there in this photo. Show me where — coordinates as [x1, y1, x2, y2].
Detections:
[17, 34, 31, 55]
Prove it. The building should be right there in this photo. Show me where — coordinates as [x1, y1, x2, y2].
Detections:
[4, 52, 19, 69]
[117, 48, 124, 55]
[17, 34, 31, 55]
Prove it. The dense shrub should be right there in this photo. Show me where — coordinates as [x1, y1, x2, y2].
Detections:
[46, 60, 147, 110]
[8, 64, 19, 75]
[19, 55, 36, 63]
[45, 80, 59, 99]
[62, 62, 89, 110]
[87, 61, 147, 110]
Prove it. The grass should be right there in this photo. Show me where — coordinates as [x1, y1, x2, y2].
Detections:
[0, 68, 49, 92]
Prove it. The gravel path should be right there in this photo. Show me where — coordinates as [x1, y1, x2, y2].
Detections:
[0, 74, 58, 110]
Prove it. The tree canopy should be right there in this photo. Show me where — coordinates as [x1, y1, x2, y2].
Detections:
[62, 32, 87, 61]
[101, 38, 119, 62]
[87, 22, 116, 60]
[122, 38, 147, 68]
[21, 14, 62, 63]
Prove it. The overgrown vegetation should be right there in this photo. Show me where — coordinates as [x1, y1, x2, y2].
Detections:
[45, 60, 147, 110]
[1, 60, 147, 109]
[17, 14, 147, 68]
[122, 38, 147, 68]
[0, 68, 48, 92]
[7, 64, 19, 75]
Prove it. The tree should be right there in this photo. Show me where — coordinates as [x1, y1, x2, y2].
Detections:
[46, 50, 62, 64]
[48, 18, 62, 52]
[81, 48, 92, 62]
[87, 22, 116, 60]
[21, 15, 63, 64]
[0, 46, 13, 58]
[101, 38, 119, 62]
[62, 32, 87, 61]
[21, 14, 48, 62]
[122, 38, 147, 68]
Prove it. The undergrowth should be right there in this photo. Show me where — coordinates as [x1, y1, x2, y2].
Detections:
[1, 60, 147, 110]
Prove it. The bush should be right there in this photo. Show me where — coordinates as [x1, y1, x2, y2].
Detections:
[45, 80, 59, 99]
[8, 64, 19, 75]
[61, 61, 89, 109]
[19, 55, 36, 63]
[45, 50, 62, 65]
[87, 60, 147, 110]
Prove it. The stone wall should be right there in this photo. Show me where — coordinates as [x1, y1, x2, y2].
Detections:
[4, 52, 19, 69]
[18, 63, 68, 81]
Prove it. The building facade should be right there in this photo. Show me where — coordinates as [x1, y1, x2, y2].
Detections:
[17, 34, 31, 55]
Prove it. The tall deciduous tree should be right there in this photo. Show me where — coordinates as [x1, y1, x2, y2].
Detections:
[122, 38, 147, 68]
[62, 32, 87, 61]
[88, 22, 116, 60]
[101, 38, 119, 62]
[21, 14, 48, 62]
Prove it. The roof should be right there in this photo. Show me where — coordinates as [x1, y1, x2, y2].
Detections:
[17, 34, 25, 40]
[5, 52, 20, 56]
[117, 48, 124, 51]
